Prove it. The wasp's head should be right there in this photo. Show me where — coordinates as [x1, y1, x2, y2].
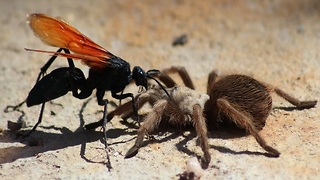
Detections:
[132, 66, 148, 89]
[132, 67, 171, 99]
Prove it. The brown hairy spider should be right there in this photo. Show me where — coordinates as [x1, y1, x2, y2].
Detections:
[86, 66, 317, 168]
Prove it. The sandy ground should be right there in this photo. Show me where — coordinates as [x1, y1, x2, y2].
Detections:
[1, 0, 320, 179]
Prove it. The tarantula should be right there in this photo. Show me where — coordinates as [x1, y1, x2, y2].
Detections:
[86, 66, 317, 167]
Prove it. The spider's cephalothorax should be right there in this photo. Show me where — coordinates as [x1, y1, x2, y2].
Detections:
[162, 86, 210, 126]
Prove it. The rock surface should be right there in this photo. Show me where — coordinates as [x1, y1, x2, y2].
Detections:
[1, 0, 319, 179]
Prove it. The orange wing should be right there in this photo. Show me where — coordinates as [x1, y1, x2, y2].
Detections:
[27, 13, 113, 69]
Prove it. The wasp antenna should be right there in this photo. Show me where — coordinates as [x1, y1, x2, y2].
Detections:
[146, 69, 161, 76]
[147, 75, 172, 99]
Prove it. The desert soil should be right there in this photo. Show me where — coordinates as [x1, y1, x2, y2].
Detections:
[1, 0, 320, 179]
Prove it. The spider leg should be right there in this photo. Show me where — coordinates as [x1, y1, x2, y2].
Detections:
[192, 104, 211, 168]
[217, 98, 280, 157]
[125, 99, 168, 158]
[156, 70, 176, 88]
[206, 70, 219, 95]
[273, 88, 317, 109]
[204, 70, 220, 129]
[120, 92, 158, 121]
[157, 66, 195, 89]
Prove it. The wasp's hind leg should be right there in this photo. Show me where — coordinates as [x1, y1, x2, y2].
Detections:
[5, 48, 78, 137]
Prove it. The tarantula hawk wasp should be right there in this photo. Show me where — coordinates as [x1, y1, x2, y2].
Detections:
[5, 13, 169, 168]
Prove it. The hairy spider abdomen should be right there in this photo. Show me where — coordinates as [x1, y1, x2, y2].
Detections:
[205, 74, 272, 130]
